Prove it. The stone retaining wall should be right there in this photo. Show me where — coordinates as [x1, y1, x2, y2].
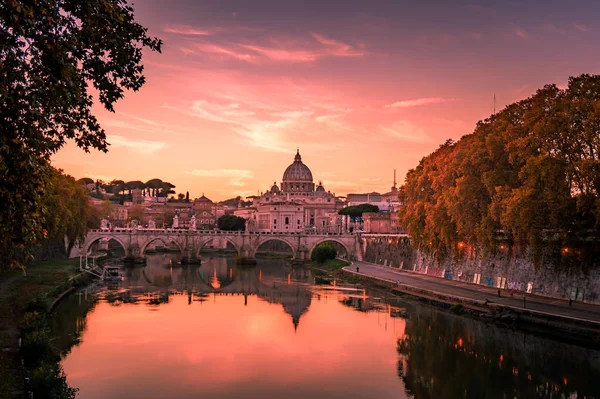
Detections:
[363, 237, 600, 303]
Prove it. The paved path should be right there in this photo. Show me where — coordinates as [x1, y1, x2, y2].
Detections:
[344, 261, 600, 324]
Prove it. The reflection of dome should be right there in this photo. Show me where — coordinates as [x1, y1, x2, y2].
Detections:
[282, 290, 312, 331]
[270, 182, 280, 194]
[282, 150, 313, 182]
[281, 150, 315, 193]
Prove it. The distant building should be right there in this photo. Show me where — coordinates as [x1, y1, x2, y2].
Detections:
[241, 150, 345, 232]
[193, 194, 216, 230]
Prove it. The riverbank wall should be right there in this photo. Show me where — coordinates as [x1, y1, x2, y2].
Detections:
[362, 236, 600, 303]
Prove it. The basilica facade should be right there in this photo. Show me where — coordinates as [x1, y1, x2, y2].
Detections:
[238, 150, 344, 233]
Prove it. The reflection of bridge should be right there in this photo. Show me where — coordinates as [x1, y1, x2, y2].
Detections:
[81, 229, 365, 262]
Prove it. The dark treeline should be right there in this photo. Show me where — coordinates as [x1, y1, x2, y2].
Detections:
[399, 74, 600, 266]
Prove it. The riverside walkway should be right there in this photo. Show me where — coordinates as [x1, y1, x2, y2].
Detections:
[344, 261, 600, 324]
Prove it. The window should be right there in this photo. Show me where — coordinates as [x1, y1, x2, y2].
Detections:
[285, 217, 289, 225]
[274, 219, 277, 224]
[297, 219, 300, 225]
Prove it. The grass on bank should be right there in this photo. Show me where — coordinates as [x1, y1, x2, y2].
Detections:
[0, 258, 81, 398]
[319, 259, 351, 271]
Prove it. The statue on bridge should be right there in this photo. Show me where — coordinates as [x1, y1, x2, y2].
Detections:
[173, 214, 179, 229]
[148, 219, 156, 229]
[100, 218, 110, 230]
[189, 214, 197, 231]
[245, 217, 256, 232]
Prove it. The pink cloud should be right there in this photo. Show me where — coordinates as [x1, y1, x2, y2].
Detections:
[385, 97, 454, 108]
[164, 25, 222, 36]
[574, 24, 588, 32]
[310, 33, 364, 57]
[238, 44, 320, 62]
[191, 33, 364, 64]
[195, 43, 258, 62]
[514, 27, 529, 39]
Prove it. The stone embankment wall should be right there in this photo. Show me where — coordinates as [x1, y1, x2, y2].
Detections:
[362, 236, 600, 303]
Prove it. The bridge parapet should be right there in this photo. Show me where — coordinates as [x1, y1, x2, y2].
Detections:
[81, 229, 362, 262]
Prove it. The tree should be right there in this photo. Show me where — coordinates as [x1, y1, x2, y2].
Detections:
[398, 74, 600, 267]
[77, 177, 94, 185]
[0, 0, 161, 270]
[177, 193, 185, 201]
[100, 200, 113, 220]
[154, 208, 174, 228]
[311, 243, 337, 263]
[128, 205, 145, 222]
[159, 182, 176, 197]
[338, 204, 379, 218]
[186, 191, 190, 202]
[145, 178, 163, 197]
[217, 214, 246, 231]
[125, 180, 145, 195]
[42, 168, 94, 255]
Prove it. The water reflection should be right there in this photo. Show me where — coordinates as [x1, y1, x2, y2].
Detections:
[52, 254, 600, 399]
[397, 307, 600, 399]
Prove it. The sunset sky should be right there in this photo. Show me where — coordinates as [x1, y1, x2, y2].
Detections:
[52, 0, 600, 201]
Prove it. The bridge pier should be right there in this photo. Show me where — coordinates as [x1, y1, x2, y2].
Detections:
[181, 248, 201, 265]
[122, 244, 146, 265]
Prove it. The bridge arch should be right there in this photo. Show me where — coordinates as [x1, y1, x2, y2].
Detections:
[84, 235, 128, 256]
[253, 237, 296, 259]
[308, 238, 351, 261]
[196, 236, 241, 257]
[140, 237, 183, 257]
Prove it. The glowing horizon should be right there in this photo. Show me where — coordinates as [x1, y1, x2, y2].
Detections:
[51, 0, 600, 201]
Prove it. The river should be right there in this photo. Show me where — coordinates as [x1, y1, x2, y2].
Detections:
[51, 253, 600, 398]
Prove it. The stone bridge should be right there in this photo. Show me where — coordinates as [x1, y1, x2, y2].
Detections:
[80, 229, 365, 262]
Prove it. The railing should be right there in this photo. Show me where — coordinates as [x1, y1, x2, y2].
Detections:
[89, 229, 357, 237]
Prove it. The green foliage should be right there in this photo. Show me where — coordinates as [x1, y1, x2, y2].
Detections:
[399, 74, 600, 266]
[321, 259, 350, 270]
[42, 169, 94, 256]
[218, 214, 246, 231]
[29, 362, 78, 399]
[77, 177, 94, 185]
[449, 303, 464, 314]
[311, 243, 337, 263]
[0, 0, 161, 270]
[219, 196, 252, 207]
[128, 204, 145, 221]
[338, 204, 379, 217]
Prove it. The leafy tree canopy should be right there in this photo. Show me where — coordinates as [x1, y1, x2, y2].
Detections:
[338, 204, 379, 217]
[217, 214, 246, 231]
[0, 0, 161, 269]
[398, 74, 600, 266]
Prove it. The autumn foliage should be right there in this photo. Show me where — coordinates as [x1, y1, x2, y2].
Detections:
[399, 74, 600, 265]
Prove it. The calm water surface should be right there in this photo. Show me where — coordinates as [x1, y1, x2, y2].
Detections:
[52, 254, 600, 399]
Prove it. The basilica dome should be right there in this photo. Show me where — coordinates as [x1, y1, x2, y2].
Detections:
[281, 150, 315, 193]
[282, 150, 313, 182]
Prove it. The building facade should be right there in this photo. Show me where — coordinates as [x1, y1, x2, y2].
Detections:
[242, 150, 344, 233]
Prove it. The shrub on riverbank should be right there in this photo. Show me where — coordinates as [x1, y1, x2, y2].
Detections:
[0, 259, 81, 397]
[311, 243, 337, 263]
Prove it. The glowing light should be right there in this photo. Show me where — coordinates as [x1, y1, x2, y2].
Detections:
[500, 244, 506, 250]
[457, 338, 463, 347]
[499, 354, 504, 362]
[457, 242, 465, 249]
[562, 247, 569, 254]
